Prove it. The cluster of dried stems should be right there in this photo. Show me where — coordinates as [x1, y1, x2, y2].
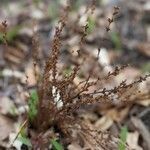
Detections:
[1, 1, 150, 149]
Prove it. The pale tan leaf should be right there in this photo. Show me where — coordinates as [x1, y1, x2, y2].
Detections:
[95, 116, 113, 131]
[127, 132, 143, 150]
[0, 115, 15, 141]
[106, 107, 130, 122]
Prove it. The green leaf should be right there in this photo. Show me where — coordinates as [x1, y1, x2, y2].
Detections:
[110, 32, 122, 51]
[0, 25, 21, 43]
[63, 66, 72, 77]
[51, 139, 64, 150]
[9, 104, 18, 116]
[48, 1, 59, 20]
[141, 62, 150, 73]
[20, 126, 27, 138]
[17, 136, 32, 147]
[7, 26, 21, 42]
[118, 126, 128, 150]
[28, 90, 39, 121]
[87, 16, 95, 34]
[72, 0, 84, 11]
[33, 0, 41, 7]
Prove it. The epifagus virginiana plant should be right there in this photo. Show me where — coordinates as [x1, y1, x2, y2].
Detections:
[1, 1, 149, 149]
[28, 4, 150, 150]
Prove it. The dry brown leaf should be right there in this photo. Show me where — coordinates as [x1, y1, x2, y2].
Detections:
[68, 142, 84, 150]
[104, 107, 130, 123]
[136, 42, 150, 57]
[0, 114, 15, 141]
[131, 117, 150, 150]
[127, 131, 143, 150]
[25, 63, 37, 86]
[80, 112, 98, 122]
[116, 67, 141, 84]
[4, 46, 26, 65]
[95, 116, 113, 131]
[0, 24, 6, 33]
[0, 96, 14, 115]
[137, 99, 150, 106]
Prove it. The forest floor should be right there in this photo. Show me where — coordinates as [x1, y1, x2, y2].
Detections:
[0, 0, 150, 150]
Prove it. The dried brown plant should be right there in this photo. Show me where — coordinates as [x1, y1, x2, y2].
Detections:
[3, 2, 148, 150]
[1, 5, 149, 149]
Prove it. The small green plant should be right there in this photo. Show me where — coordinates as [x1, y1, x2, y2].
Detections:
[48, 0, 59, 20]
[110, 32, 122, 51]
[9, 104, 18, 117]
[14, 121, 32, 148]
[72, 0, 84, 11]
[118, 126, 128, 150]
[63, 66, 72, 77]
[17, 135, 32, 148]
[0, 25, 21, 43]
[33, 0, 41, 7]
[51, 139, 64, 150]
[141, 62, 150, 73]
[87, 16, 96, 34]
[28, 90, 39, 122]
